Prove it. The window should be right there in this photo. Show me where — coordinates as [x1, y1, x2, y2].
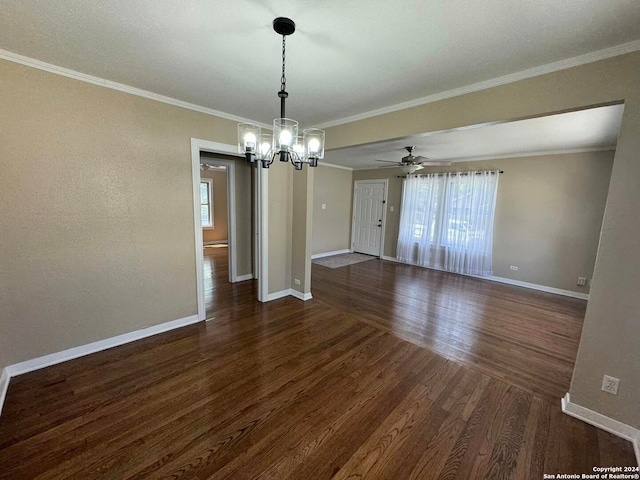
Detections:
[200, 179, 214, 228]
[397, 171, 500, 276]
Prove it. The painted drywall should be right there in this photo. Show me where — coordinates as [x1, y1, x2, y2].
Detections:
[354, 151, 614, 294]
[328, 51, 640, 429]
[234, 160, 254, 277]
[291, 167, 314, 295]
[201, 169, 228, 243]
[0, 58, 241, 370]
[311, 164, 353, 255]
[268, 163, 293, 294]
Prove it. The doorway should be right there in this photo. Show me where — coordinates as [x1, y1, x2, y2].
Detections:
[351, 179, 388, 257]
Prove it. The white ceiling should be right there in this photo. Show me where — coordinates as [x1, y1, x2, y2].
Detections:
[0, 1, 639, 129]
[325, 104, 624, 169]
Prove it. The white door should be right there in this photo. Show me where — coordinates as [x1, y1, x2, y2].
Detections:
[352, 181, 386, 256]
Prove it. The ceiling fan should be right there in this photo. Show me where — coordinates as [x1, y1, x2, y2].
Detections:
[375, 146, 452, 174]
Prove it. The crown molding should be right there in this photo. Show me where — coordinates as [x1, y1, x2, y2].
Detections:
[317, 161, 353, 171]
[0, 48, 270, 129]
[316, 39, 640, 129]
[3, 38, 639, 133]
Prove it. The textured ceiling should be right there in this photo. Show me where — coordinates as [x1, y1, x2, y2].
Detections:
[326, 105, 624, 169]
[0, 1, 639, 129]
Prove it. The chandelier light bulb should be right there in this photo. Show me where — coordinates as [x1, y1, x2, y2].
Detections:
[279, 130, 292, 147]
[307, 138, 320, 154]
[293, 137, 305, 155]
[244, 132, 257, 148]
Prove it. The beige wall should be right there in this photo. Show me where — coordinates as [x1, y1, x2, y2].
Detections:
[234, 160, 254, 277]
[291, 167, 314, 295]
[201, 169, 228, 244]
[329, 51, 640, 429]
[311, 164, 353, 255]
[267, 164, 292, 294]
[354, 151, 614, 294]
[0, 58, 241, 369]
[267, 162, 314, 297]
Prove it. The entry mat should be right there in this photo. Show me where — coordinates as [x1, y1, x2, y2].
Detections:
[312, 253, 377, 269]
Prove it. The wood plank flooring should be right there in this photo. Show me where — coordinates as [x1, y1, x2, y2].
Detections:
[311, 258, 585, 401]
[203, 244, 256, 320]
[0, 248, 635, 478]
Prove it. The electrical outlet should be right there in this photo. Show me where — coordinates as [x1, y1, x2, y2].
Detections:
[390, 206, 394, 212]
[294, 278, 301, 285]
[509, 265, 518, 271]
[601, 375, 620, 395]
[577, 277, 587, 286]
[322, 204, 326, 210]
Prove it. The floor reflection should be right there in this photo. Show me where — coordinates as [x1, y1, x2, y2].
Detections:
[311, 258, 586, 400]
[203, 244, 257, 321]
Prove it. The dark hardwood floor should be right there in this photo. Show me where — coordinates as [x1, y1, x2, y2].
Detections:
[203, 245, 256, 320]
[311, 258, 584, 401]
[0, 248, 635, 479]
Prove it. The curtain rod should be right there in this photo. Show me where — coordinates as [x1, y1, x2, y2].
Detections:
[397, 170, 504, 178]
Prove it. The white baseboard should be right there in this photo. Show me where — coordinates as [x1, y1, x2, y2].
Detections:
[311, 249, 352, 260]
[235, 273, 254, 282]
[6, 314, 201, 378]
[290, 289, 313, 301]
[266, 289, 292, 302]
[482, 275, 589, 300]
[562, 393, 640, 465]
[381, 256, 589, 300]
[0, 368, 9, 416]
[0, 314, 203, 417]
[266, 288, 313, 302]
[203, 240, 228, 245]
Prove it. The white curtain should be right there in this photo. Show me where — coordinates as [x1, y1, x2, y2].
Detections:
[396, 171, 499, 276]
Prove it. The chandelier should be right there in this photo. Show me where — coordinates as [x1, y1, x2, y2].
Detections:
[238, 18, 325, 170]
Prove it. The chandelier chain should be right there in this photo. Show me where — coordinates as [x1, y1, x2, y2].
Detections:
[280, 35, 286, 92]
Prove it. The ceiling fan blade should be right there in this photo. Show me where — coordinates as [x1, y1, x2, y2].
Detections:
[375, 159, 399, 163]
[414, 155, 430, 161]
[377, 165, 401, 169]
[419, 161, 453, 166]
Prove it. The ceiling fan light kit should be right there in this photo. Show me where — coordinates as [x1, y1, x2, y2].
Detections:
[400, 164, 423, 175]
[238, 17, 325, 171]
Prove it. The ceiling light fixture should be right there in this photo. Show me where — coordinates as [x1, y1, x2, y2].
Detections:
[400, 165, 423, 175]
[238, 18, 325, 170]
